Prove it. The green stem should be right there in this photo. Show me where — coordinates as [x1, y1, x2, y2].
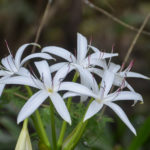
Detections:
[49, 100, 57, 150]
[23, 118, 28, 129]
[25, 86, 51, 149]
[57, 72, 79, 150]
[63, 98, 93, 150]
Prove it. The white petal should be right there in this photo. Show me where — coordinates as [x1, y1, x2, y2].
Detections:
[0, 84, 5, 96]
[34, 61, 52, 89]
[0, 70, 10, 76]
[109, 63, 120, 73]
[2, 55, 17, 72]
[84, 57, 107, 69]
[17, 67, 31, 77]
[63, 92, 80, 99]
[88, 68, 104, 78]
[126, 72, 149, 79]
[59, 82, 97, 98]
[0, 76, 38, 88]
[17, 90, 49, 123]
[20, 53, 55, 66]
[53, 64, 75, 88]
[105, 102, 136, 135]
[106, 91, 143, 103]
[80, 71, 94, 102]
[99, 70, 114, 97]
[50, 62, 67, 73]
[50, 92, 71, 124]
[74, 64, 94, 89]
[89, 46, 118, 59]
[84, 100, 103, 121]
[77, 33, 88, 62]
[15, 43, 40, 69]
[42, 46, 76, 62]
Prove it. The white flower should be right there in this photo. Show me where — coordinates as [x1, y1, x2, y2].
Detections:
[0, 43, 54, 96]
[42, 33, 118, 101]
[93, 61, 149, 97]
[0, 60, 95, 124]
[64, 69, 143, 135]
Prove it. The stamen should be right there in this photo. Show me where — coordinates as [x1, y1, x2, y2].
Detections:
[108, 44, 115, 68]
[126, 59, 134, 72]
[74, 48, 77, 58]
[70, 54, 73, 63]
[88, 55, 91, 67]
[5, 40, 13, 57]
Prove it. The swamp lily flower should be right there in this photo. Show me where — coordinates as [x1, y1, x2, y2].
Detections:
[64, 69, 143, 135]
[15, 119, 32, 150]
[0, 60, 95, 124]
[0, 43, 53, 96]
[92, 61, 149, 97]
[42, 33, 118, 101]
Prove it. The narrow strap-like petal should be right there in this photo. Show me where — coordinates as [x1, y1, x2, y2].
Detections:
[84, 57, 107, 69]
[126, 72, 149, 79]
[20, 53, 54, 66]
[59, 82, 97, 98]
[17, 90, 49, 123]
[77, 33, 88, 62]
[105, 102, 136, 135]
[0, 70, 10, 76]
[63, 92, 80, 99]
[99, 70, 114, 98]
[42, 46, 76, 62]
[15, 43, 40, 69]
[0, 76, 38, 89]
[105, 91, 143, 102]
[88, 68, 104, 78]
[89, 46, 118, 59]
[74, 64, 94, 89]
[50, 92, 71, 124]
[35, 61, 52, 89]
[50, 62, 67, 73]
[84, 100, 103, 121]
[109, 63, 120, 73]
[17, 67, 31, 77]
[53, 64, 75, 88]
[2, 55, 17, 72]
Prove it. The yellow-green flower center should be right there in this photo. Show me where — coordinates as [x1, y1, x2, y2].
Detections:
[48, 88, 53, 93]
[96, 98, 102, 103]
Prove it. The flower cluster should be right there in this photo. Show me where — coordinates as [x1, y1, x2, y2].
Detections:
[0, 33, 149, 135]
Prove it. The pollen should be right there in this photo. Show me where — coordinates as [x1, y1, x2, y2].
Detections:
[48, 88, 53, 93]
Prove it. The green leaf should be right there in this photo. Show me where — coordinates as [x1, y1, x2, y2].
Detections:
[128, 116, 150, 150]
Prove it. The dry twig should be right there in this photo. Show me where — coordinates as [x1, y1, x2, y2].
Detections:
[84, 0, 150, 36]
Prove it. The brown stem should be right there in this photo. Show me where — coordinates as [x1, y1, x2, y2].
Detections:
[122, 14, 150, 69]
[84, 0, 150, 36]
[32, 1, 51, 54]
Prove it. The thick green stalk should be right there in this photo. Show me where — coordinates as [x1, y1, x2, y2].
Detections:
[49, 100, 57, 150]
[63, 98, 93, 150]
[57, 72, 79, 150]
[25, 86, 51, 149]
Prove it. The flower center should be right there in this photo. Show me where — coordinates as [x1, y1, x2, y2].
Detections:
[48, 88, 53, 93]
[96, 98, 102, 103]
